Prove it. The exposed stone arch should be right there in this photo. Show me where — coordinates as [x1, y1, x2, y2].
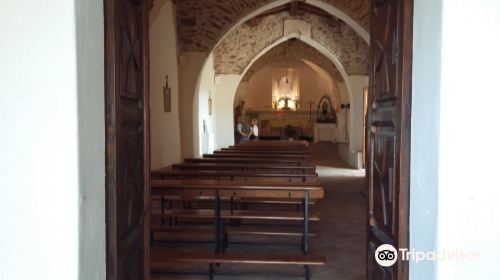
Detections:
[241, 39, 343, 83]
[184, 0, 370, 158]
[177, 0, 370, 52]
[213, 11, 369, 76]
[234, 33, 355, 109]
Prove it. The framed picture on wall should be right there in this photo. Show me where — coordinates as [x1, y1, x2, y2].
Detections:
[163, 75, 171, 112]
[208, 93, 212, 116]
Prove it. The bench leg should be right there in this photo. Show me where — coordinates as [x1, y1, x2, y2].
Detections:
[209, 263, 214, 280]
[304, 265, 310, 280]
[221, 219, 227, 253]
[168, 198, 173, 226]
[223, 231, 229, 251]
[160, 195, 165, 225]
[214, 190, 221, 253]
[302, 191, 309, 255]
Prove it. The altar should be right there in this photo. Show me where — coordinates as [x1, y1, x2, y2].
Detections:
[314, 123, 338, 143]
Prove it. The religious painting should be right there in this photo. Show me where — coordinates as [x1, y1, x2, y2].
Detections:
[316, 95, 336, 123]
[163, 75, 171, 112]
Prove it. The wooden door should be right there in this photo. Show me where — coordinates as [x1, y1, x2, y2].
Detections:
[105, 0, 150, 279]
[366, 0, 413, 279]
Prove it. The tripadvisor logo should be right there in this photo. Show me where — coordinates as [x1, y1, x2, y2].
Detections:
[375, 244, 481, 266]
[375, 244, 398, 267]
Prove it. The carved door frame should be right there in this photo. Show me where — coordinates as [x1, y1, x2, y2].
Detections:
[104, 0, 150, 279]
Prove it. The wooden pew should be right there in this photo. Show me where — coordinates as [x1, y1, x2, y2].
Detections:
[151, 141, 322, 279]
[149, 179, 325, 279]
[233, 144, 308, 150]
[151, 170, 318, 182]
[226, 145, 309, 151]
[185, 157, 307, 166]
[151, 250, 326, 280]
[235, 140, 308, 147]
[204, 153, 310, 161]
[150, 179, 323, 241]
[215, 149, 309, 155]
[171, 163, 316, 174]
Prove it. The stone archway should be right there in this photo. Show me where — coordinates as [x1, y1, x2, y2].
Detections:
[177, 0, 370, 53]
[208, 34, 361, 152]
[186, 0, 370, 158]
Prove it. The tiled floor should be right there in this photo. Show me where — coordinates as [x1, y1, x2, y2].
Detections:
[309, 143, 366, 280]
[152, 143, 367, 280]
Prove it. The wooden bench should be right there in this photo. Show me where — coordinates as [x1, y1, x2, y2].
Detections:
[232, 146, 308, 151]
[150, 180, 324, 210]
[151, 170, 318, 182]
[151, 209, 320, 246]
[204, 153, 310, 161]
[152, 209, 320, 222]
[150, 141, 323, 279]
[150, 179, 322, 255]
[151, 224, 316, 239]
[235, 140, 308, 147]
[151, 250, 326, 280]
[152, 195, 316, 207]
[170, 163, 316, 173]
[150, 179, 324, 199]
[185, 157, 307, 166]
[220, 148, 310, 154]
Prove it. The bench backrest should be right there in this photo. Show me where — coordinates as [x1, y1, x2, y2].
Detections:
[204, 153, 310, 159]
[171, 163, 316, 173]
[150, 179, 324, 199]
[184, 158, 307, 166]
[216, 149, 309, 155]
[152, 170, 318, 183]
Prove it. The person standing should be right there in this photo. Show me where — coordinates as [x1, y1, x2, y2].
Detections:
[236, 116, 249, 143]
[249, 119, 259, 141]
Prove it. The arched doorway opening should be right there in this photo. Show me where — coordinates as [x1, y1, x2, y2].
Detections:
[231, 39, 349, 145]
[191, 3, 369, 167]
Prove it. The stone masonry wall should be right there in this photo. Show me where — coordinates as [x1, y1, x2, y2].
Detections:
[241, 39, 343, 82]
[213, 11, 369, 75]
[177, 0, 369, 52]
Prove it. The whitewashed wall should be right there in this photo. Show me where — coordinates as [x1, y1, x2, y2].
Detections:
[195, 54, 217, 156]
[214, 75, 241, 149]
[179, 52, 207, 158]
[235, 61, 339, 112]
[150, 0, 182, 169]
[436, 0, 500, 279]
[75, 0, 106, 279]
[411, 0, 500, 279]
[0, 0, 106, 279]
[410, 0, 441, 278]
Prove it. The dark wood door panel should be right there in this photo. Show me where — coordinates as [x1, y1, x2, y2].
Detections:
[367, 0, 412, 279]
[106, 0, 150, 279]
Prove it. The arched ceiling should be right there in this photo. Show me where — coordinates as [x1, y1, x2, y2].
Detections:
[241, 39, 343, 82]
[213, 10, 369, 76]
[176, 0, 370, 52]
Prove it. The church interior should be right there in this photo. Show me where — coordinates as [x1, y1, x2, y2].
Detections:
[1, 0, 500, 280]
[149, 0, 370, 173]
[147, 1, 373, 279]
